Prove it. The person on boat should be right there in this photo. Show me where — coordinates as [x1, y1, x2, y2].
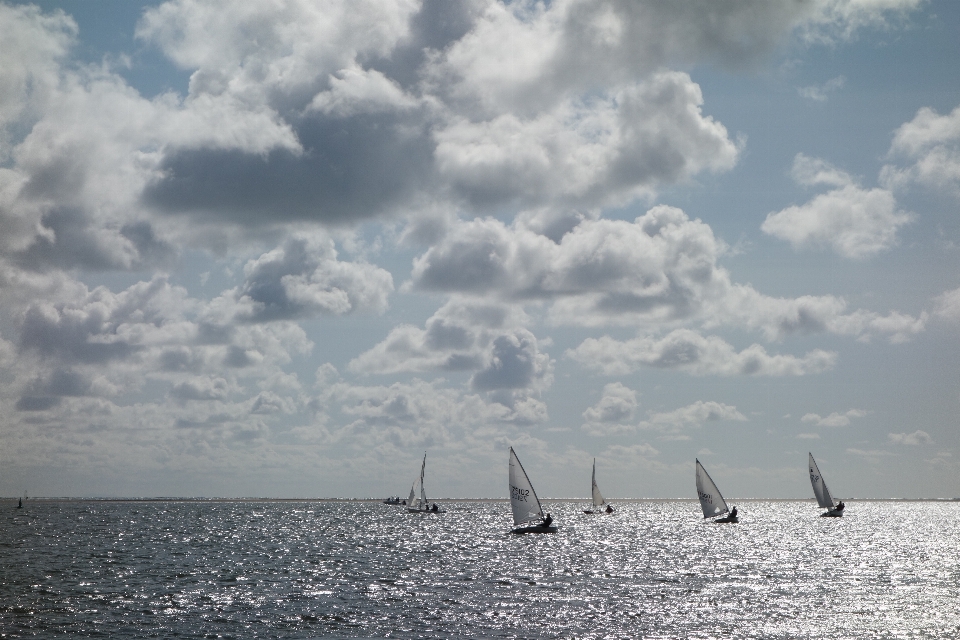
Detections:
[401, 500, 406, 506]
[431, 503, 438, 512]
[605, 505, 614, 514]
[542, 513, 553, 527]
[729, 506, 738, 518]
[17, 497, 22, 509]
[835, 501, 845, 512]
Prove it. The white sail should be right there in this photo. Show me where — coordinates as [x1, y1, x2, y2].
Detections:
[591, 459, 606, 508]
[695, 459, 730, 519]
[509, 447, 544, 526]
[808, 453, 835, 509]
[407, 476, 418, 505]
[419, 452, 428, 510]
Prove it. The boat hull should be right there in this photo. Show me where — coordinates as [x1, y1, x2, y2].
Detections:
[713, 515, 739, 524]
[820, 509, 843, 517]
[510, 524, 558, 534]
[407, 508, 446, 514]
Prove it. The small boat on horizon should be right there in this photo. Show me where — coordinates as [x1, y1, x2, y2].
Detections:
[407, 452, 444, 514]
[508, 447, 556, 534]
[583, 458, 614, 514]
[809, 452, 845, 517]
[695, 459, 738, 523]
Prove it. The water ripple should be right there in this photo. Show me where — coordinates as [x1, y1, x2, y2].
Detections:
[2, 499, 959, 638]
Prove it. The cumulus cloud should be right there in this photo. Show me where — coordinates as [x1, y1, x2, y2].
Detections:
[227, 234, 394, 323]
[580, 382, 638, 435]
[348, 297, 553, 399]
[567, 329, 837, 376]
[881, 104, 960, 196]
[433, 72, 739, 209]
[326, 376, 550, 445]
[762, 154, 913, 259]
[582, 393, 745, 437]
[801, 408, 867, 427]
[413, 205, 925, 341]
[889, 430, 932, 445]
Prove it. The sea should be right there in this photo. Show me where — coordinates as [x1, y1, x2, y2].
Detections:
[2, 499, 959, 639]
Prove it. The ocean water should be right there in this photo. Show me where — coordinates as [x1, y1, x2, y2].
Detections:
[2, 499, 959, 639]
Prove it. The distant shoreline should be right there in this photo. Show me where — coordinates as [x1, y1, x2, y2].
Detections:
[5, 497, 960, 503]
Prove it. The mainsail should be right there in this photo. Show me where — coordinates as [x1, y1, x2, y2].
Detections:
[509, 447, 544, 526]
[418, 452, 428, 510]
[408, 476, 419, 505]
[808, 453, 835, 509]
[591, 459, 606, 508]
[695, 459, 730, 519]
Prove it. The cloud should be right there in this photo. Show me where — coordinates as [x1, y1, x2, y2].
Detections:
[641, 400, 746, 431]
[567, 329, 837, 376]
[762, 155, 913, 259]
[797, 75, 846, 102]
[582, 394, 745, 437]
[888, 430, 932, 445]
[412, 205, 925, 341]
[881, 104, 960, 196]
[326, 377, 551, 445]
[227, 234, 394, 323]
[580, 382, 638, 435]
[934, 286, 960, 321]
[170, 376, 231, 402]
[349, 298, 530, 374]
[1, 0, 924, 272]
[801, 408, 867, 427]
[433, 72, 739, 210]
[846, 447, 893, 463]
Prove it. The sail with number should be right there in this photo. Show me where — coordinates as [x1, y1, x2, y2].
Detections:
[695, 459, 730, 519]
[591, 459, 606, 508]
[509, 447, 544, 526]
[808, 453, 835, 509]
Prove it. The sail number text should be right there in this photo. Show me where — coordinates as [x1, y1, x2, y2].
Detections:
[698, 490, 713, 504]
[510, 484, 529, 502]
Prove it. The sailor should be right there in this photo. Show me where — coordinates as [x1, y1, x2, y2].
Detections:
[542, 513, 553, 527]
[17, 497, 22, 509]
[431, 503, 438, 512]
[730, 506, 738, 518]
[605, 505, 613, 514]
[835, 501, 845, 511]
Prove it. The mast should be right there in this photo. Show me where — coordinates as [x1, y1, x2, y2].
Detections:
[419, 452, 427, 510]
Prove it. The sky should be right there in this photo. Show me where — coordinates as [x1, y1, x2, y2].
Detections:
[1, 0, 959, 500]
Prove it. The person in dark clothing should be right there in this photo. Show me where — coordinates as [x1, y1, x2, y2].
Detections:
[730, 506, 738, 518]
[432, 503, 438, 512]
[605, 505, 614, 514]
[542, 513, 553, 527]
[835, 501, 845, 511]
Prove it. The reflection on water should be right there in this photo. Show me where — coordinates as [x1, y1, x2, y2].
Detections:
[2, 500, 959, 638]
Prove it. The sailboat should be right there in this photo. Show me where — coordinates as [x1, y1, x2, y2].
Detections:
[582, 458, 614, 514]
[406, 452, 444, 514]
[508, 447, 556, 534]
[695, 459, 738, 523]
[809, 452, 844, 517]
